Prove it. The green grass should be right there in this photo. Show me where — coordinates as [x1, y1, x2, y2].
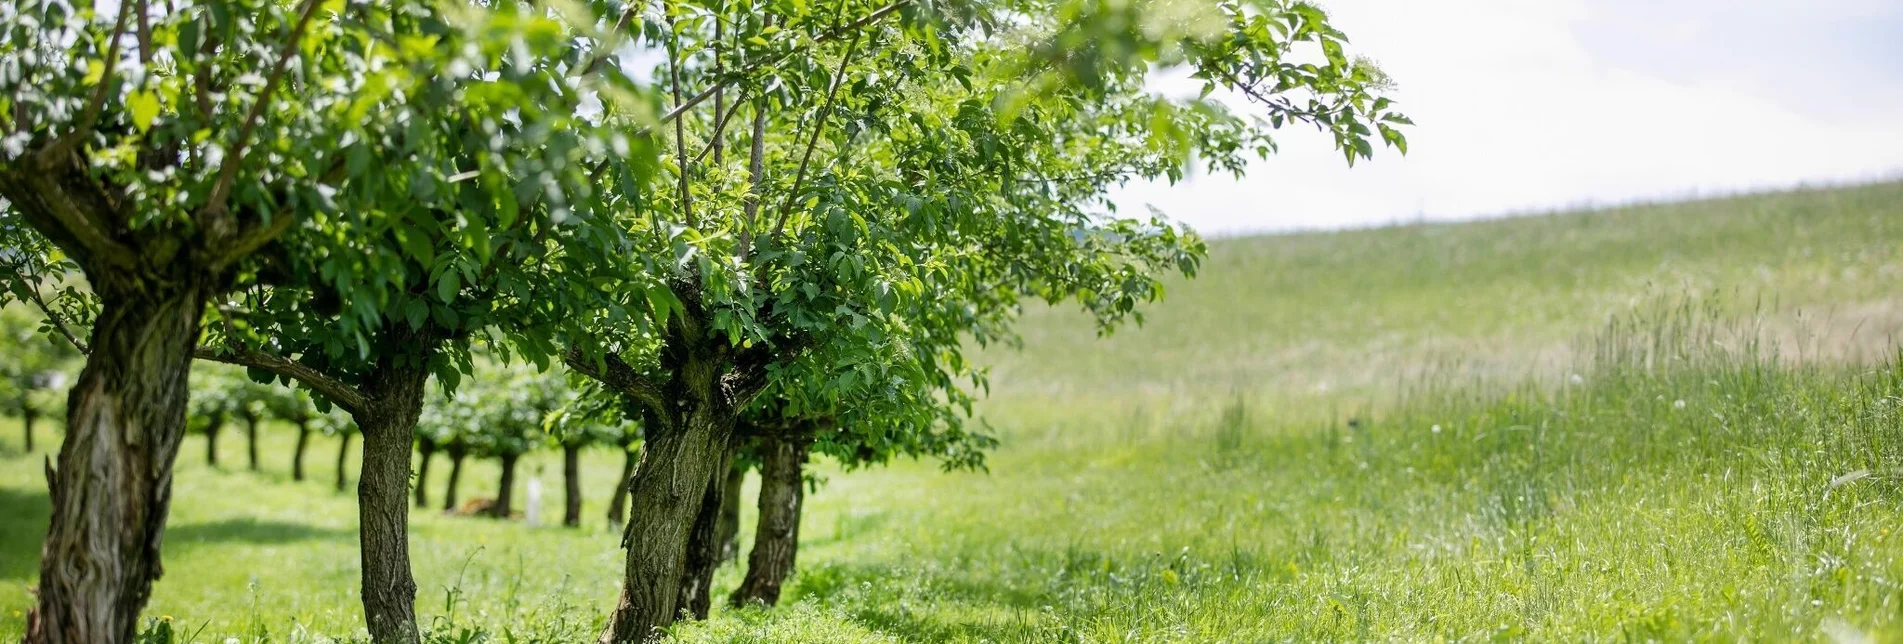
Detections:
[4, 182, 1903, 641]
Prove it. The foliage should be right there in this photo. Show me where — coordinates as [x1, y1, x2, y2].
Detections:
[0, 306, 77, 416]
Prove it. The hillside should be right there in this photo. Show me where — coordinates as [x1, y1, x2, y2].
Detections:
[3, 182, 1902, 641]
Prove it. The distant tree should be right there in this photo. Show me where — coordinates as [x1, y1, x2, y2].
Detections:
[545, 385, 625, 528]
[0, 307, 78, 452]
[255, 387, 319, 482]
[416, 391, 478, 512]
[462, 366, 567, 519]
[312, 409, 357, 493]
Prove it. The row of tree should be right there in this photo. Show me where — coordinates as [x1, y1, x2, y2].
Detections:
[0, 0, 1406, 642]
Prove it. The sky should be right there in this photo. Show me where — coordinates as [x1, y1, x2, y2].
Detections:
[1113, 0, 1903, 234]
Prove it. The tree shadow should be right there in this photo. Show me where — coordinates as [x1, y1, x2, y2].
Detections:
[0, 486, 51, 580]
[165, 518, 350, 545]
[787, 561, 1053, 642]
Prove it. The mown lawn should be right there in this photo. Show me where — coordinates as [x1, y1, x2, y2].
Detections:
[3, 182, 1902, 642]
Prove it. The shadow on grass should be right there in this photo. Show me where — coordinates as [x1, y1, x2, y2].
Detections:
[0, 486, 51, 580]
[166, 518, 350, 545]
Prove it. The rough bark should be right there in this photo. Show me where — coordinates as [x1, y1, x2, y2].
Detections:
[607, 444, 638, 526]
[677, 446, 737, 620]
[350, 355, 431, 644]
[203, 412, 223, 467]
[23, 280, 208, 644]
[413, 436, 436, 509]
[597, 409, 736, 643]
[21, 399, 37, 452]
[334, 433, 352, 492]
[716, 461, 746, 563]
[563, 443, 583, 527]
[493, 452, 520, 519]
[730, 435, 808, 608]
[442, 443, 466, 512]
[291, 420, 310, 481]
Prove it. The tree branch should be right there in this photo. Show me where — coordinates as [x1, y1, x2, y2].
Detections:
[194, 346, 368, 414]
[7, 267, 89, 355]
[736, 101, 767, 262]
[563, 346, 668, 415]
[768, 29, 861, 246]
[39, 0, 135, 163]
[200, 0, 326, 222]
[665, 16, 695, 229]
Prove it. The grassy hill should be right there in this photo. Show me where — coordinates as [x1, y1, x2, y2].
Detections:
[3, 182, 1902, 642]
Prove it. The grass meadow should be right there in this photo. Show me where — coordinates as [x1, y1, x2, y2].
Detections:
[3, 181, 1903, 641]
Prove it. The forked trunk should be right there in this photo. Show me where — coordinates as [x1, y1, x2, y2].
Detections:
[607, 445, 637, 526]
[677, 446, 737, 619]
[730, 435, 808, 608]
[21, 399, 37, 452]
[716, 461, 746, 563]
[493, 452, 520, 519]
[443, 444, 466, 512]
[203, 413, 223, 467]
[291, 421, 311, 481]
[563, 443, 583, 527]
[350, 355, 431, 644]
[335, 433, 353, 492]
[241, 410, 260, 472]
[414, 436, 436, 509]
[597, 409, 735, 643]
[24, 281, 208, 644]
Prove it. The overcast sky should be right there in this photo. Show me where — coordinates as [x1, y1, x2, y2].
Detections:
[1114, 0, 1903, 234]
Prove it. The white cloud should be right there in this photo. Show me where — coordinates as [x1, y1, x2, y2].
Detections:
[1116, 0, 1903, 234]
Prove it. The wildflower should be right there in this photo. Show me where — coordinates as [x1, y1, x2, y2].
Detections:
[1431, 424, 1442, 434]
[161, 615, 173, 622]
[1673, 399, 1686, 409]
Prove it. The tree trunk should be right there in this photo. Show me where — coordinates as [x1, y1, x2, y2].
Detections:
[493, 452, 520, 519]
[443, 444, 466, 512]
[677, 447, 737, 620]
[607, 445, 637, 526]
[350, 356, 431, 644]
[242, 410, 260, 472]
[22, 400, 38, 453]
[597, 409, 736, 644]
[204, 413, 223, 467]
[414, 436, 436, 509]
[23, 281, 208, 644]
[716, 461, 746, 563]
[731, 435, 808, 608]
[292, 421, 311, 481]
[563, 443, 583, 527]
[335, 433, 353, 492]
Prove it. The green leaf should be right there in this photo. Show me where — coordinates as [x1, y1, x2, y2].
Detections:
[437, 270, 461, 304]
[128, 91, 159, 132]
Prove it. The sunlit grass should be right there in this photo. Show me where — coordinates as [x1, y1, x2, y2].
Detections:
[2, 182, 1902, 641]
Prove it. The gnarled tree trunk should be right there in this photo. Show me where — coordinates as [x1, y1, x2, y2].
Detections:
[677, 446, 737, 619]
[442, 442, 467, 512]
[493, 452, 520, 519]
[291, 420, 311, 481]
[24, 280, 209, 644]
[716, 461, 746, 563]
[563, 443, 583, 527]
[607, 444, 637, 526]
[350, 356, 431, 644]
[414, 436, 436, 509]
[597, 409, 736, 643]
[731, 435, 808, 608]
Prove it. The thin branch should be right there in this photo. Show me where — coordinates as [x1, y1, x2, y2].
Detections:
[203, 152, 351, 269]
[135, 0, 153, 64]
[736, 101, 767, 261]
[767, 29, 861, 245]
[647, 0, 904, 131]
[665, 16, 694, 229]
[563, 346, 668, 415]
[7, 267, 89, 355]
[693, 89, 746, 166]
[201, 0, 325, 221]
[39, 0, 136, 163]
[194, 346, 369, 414]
